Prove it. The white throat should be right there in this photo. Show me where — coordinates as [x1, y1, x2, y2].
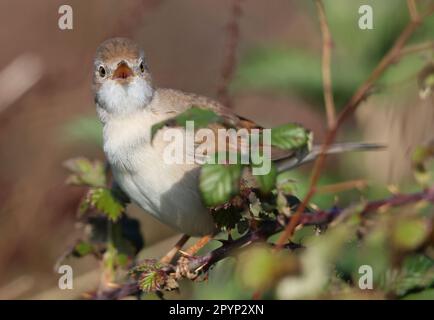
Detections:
[96, 77, 153, 122]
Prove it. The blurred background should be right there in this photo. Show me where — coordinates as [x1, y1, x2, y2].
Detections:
[0, 0, 433, 299]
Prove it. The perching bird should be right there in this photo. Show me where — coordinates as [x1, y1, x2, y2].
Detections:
[93, 37, 382, 241]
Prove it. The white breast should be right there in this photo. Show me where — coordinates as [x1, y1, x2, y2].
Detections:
[102, 108, 215, 236]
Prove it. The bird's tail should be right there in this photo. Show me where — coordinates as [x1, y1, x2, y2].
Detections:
[275, 142, 386, 173]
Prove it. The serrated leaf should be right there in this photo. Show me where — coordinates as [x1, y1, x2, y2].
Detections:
[90, 188, 124, 221]
[130, 259, 172, 293]
[271, 123, 311, 150]
[64, 157, 106, 187]
[139, 271, 160, 292]
[199, 161, 243, 207]
[384, 255, 434, 297]
[151, 106, 225, 140]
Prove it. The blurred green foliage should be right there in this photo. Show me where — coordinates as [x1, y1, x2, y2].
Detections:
[233, 0, 434, 108]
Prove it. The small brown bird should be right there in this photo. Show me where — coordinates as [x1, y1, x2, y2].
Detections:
[93, 38, 381, 254]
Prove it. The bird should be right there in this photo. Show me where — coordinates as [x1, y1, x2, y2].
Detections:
[93, 37, 382, 257]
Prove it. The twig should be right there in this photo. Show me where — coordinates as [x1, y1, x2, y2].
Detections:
[315, 179, 367, 194]
[98, 186, 434, 299]
[399, 41, 434, 57]
[274, 2, 434, 250]
[315, 0, 336, 128]
[407, 0, 420, 22]
[216, 0, 243, 108]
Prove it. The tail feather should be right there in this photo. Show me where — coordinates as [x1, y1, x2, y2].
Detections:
[275, 142, 386, 173]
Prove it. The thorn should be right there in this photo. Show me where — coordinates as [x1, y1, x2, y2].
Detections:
[107, 282, 120, 289]
[194, 264, 206, 273]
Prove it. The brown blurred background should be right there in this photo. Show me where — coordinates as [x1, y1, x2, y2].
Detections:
[0, 0, 433, 299]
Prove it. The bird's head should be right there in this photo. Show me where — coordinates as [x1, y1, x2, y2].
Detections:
[93, 38, 154, 121]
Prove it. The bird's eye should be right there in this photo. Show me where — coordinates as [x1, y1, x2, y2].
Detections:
[139, 61, 145, 73]
[98, 66, 106, 78]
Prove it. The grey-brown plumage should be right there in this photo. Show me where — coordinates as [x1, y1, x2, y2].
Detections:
[93, 37, 384, 236]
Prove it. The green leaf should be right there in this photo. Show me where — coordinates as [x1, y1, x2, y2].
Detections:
[254, 162, 277, 194]
[394, 255, 434, 296]
[403, 289, 434, 300]
[199, 161, 243, 207]
[139, 271, 160, 293]
[411, 142, 434, 187]
[391, 218, 431, 251]
[89, 188, 124, 221]
[380, 254, 434, 297]
[271, 123, 311, 150]
[236, 245, 297, 291]
[151, 106, 225, 140]
[74, 241, 94, 257]
[233, 47, 367, 106]
[116, 253, 129, 267]
[276, 171, 298, 194]
[64, 157, 106, 187]
[174, 107, 223, 128]
[130, 259, 177, 293]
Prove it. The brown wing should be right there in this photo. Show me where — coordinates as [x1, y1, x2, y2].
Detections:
[152, 88, 295, 161]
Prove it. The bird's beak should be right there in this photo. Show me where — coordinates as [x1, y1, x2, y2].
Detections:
[112, 61, 133, 80]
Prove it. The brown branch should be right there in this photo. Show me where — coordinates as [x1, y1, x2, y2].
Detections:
[315, 179, 367, 194]
[216, 0, 243, 108]
[399, 41, 434, 56]
[407, 0, 420, 22]
[315, 0, 336, 128]
[97, 186, 434, 299]
[274, 3, 434, 250]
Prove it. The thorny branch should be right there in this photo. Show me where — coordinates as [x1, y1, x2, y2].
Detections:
[274, 2, 434, 250]
[216, 0, 243, 108]
[315, 0, 336, 128]
[98, 186, 434, 299]
[407, 0, 420, 22]
[399, 41, 434, 57]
